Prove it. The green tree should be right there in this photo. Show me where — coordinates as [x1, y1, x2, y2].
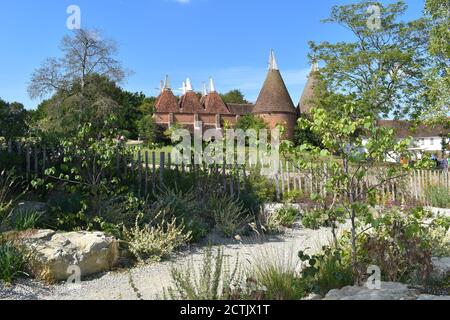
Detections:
[27, 29, 134, 138]
[220, 90, 248, 104]
[137, 115, 158, 145]
[0, 99, 29, 140]
[422, 0, 450, 124]
[310, 1, 430, 119]
[282, 95, 429, 283]
[236, 114, 268, 132]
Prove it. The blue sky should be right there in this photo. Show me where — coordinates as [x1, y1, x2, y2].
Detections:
[0, 0, 425, 109]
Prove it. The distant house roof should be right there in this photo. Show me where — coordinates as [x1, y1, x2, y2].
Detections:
[299, 66, 320, 115]
[377, 120, 450, 138]
[204, 92, 230, 114]
[253, 69, 297, 114]
[179, 91, 204, 113]
[155, 89, 180, 113]
[227, 103, 254, 115]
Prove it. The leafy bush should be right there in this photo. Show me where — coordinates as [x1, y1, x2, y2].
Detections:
[245, 169, 277, 204]
[282, 190, 304, 204]
[259, 206, 300, 234]
[298, 246, 353, 296]
[164, 247, 244, 300]
[0, 240, 29, 283]
[14, 208, 43, 231]
[274, 206, 300, 228]
[426, 186, 450, 208]
[123, 213, 192, 263]
[153, 186, 208, 242]
[357, 208, 448, 284]
[208, 195, 248, 237]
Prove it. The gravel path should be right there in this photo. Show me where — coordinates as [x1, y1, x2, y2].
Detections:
[0, 225, 346, 300]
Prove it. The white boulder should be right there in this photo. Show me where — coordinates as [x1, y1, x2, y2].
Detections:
[18, 230, 119, 282]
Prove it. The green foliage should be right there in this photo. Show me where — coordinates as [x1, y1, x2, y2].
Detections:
[357, 208, 449, 284]
[153, 186, 208, 242]
[14, 209, 43, 231]
[274, 206, 300, 228]
[164, 247, 244, 300]
[0, 240, 29, 283]
[236, 114, 268, 133]
[123, 213, 192, 263]
[251, 249, 305, 300]
[298, 246, 353, 296]
[258, 206, 299, 234]
[310, 0, 430, 118]
[208, 195, 247, 237]
[245, 168, 276, 204]
[220, 90, 248, 104]
[426, 185, 450, 208]
[0, 169, 22, 229]
[137, 114, 158, 145]
[0, 99, 29, 140]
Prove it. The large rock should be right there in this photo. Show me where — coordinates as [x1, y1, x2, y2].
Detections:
[324, 282, 420, 300]
[17, 230, 119, 282]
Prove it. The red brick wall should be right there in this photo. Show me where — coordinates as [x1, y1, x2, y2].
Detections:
[257, 113, 297, 140]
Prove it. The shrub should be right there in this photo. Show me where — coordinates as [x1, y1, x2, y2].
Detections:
[298, 246, 353, 296]
[357, 208, 448, 284]
[282, 190, 304, 204]
[0, 240, 29, 283]
[259, 206, 300, 234]
[153, 186, 208, 242]
[245, 169, 277, 204]
[14, 208, 43, 231]
[123, 213, 192, 263]
[274, 206, 300, 228]
[208, 195, 248, 237]
[426, 186, 450, 208]
[164, 247, 244, 300]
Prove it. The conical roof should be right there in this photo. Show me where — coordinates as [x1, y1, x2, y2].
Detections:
[155, 76, 179, 113]
[253, 51, 296, 114]
[180, 91, 204, 113]
[298, 63, 320, 115]
[204, 92, 230, 114]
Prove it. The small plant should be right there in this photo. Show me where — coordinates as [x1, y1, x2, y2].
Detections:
[0, 239, 29, 283]
[153, 186, 207, 242]
[274, 206, 300, 228]
[0, 169, 22, 228]
[209, 195, 247, 237]
[298, 246, 353, 296]
[259, 206, 300, 234]
[283, 190, 304, 204]
[357, 208, 446, 284]
[164, 247, 244, 300]
[123, 213, 192, 263]
[250, 248, 305, 300]
[14, 209, 43, 231]
[426, 185, 450, 208]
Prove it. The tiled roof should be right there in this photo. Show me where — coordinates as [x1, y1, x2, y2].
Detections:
[253, 69, 297, 114]
[204, 92, 230, 114]
[179, 91, 204, 113]
[155, 90, 180, 113]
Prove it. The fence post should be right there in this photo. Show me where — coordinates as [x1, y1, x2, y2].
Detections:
[160, 152, 165, 182]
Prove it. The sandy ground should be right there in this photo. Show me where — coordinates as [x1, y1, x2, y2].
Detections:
[0, 224, 348, 301]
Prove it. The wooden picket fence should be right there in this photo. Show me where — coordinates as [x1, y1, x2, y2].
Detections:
[1, 141, 449, 205]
